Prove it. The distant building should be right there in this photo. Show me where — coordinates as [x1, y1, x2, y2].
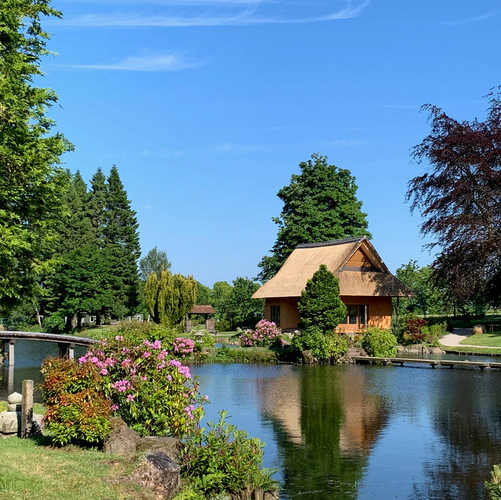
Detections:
[252, 237, 411, 332]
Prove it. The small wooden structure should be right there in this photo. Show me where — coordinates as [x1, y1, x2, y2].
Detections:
[1, 331, 97, 366]
[252, 237, 411, 333]
[186, 305, 216, 333]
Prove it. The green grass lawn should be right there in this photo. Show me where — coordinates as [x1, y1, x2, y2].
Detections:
[460, 333, 501, 347]
[0, 437, 157, 500]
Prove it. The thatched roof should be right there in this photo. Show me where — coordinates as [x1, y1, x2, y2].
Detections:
[189, 305, 215, 315]
[252, 237, 411, 299]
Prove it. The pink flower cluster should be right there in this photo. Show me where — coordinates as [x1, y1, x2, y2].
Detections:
[239, 319, 282, 347]
[173, 337, 195, 356]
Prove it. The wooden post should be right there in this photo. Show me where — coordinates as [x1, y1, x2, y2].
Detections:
[7, 365, 14, 395]
[68, 343, 75, 360]
[8, 339, 15, 366]
[21, 379, 34, 438]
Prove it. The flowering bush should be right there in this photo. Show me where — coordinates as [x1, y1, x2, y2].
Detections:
[173, 337, 195, 357]
[80, 336, 207, 437]
[239, 319, 282, 347]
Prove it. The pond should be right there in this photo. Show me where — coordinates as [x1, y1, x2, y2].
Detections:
[2, 343, 501, 499]
[192, 362, 501, 500]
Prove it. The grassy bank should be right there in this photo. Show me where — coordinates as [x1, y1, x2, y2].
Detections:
[442, 346, 501, 356]
[459, 333, 501, 348]
[0, 436, 156, 500]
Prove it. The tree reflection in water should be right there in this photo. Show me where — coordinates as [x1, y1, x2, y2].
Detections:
[259, 365, 391, 499]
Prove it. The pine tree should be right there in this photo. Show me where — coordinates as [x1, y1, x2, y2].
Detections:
[298, 264, 347, 332]
[104, 165, 141, 316]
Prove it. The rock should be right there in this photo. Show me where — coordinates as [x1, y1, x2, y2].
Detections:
[7, 392, 22, 405]
[473, 324, 486, 335]
[8, 404, 21, 412]
[128, 451, 180, 499]
[302, 350, 316, 364]
[421, 345, 429, 354]
[429, 347, 444, 354]
[397, 345, 405, 352]
[136, 436, 181, 461]
[0, 412, 20, 434]
[104, 417, 139, 456]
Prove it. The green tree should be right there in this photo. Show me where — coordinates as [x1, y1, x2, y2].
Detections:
[144, 270, 196, 327]
[104, 165, 141, 316]
[298, 264, 347, 332]
[395, 260, 451, 316]
[226, 277, 263, 329]
[211, 281, 233, 321]
[258, 154, 371, 281]
[0, 0, 73, 305]
[46, 245, 115, 329]
[195, 281, 212, 306]
[139, 246, 171, 281]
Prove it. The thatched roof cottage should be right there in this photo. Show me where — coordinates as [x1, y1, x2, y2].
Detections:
[252, 237, 411, 333]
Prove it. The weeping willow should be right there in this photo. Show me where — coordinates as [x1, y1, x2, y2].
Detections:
[144, 270, 196, 326]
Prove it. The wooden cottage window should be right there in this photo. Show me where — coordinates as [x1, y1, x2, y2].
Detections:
[342, 304, 368, 327]
[271, 305, 280, 326]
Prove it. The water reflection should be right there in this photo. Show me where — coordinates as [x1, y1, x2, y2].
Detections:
[193, 363, 501, 500]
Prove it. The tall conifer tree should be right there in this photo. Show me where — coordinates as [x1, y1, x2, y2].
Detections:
[104, 165, 141, 315]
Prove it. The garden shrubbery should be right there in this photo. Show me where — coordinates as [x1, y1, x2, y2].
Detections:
[239, 319, 283, 347]
[178, 411, 277, 497]
[79, 336, 206, 437]
[360, 327, 398, 357]
[41, 358, 112, 446]
[292, 326, 348, 362]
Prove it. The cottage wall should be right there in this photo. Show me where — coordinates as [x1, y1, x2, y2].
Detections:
[264, 296, 393, 333]
[338, 296, 392, 333]
[264, 298, 301, 332]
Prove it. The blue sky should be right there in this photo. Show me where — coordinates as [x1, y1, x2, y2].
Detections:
[41, 0, 501, 286]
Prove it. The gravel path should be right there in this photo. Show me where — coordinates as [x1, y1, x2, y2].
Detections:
[440, 328, 500, 348]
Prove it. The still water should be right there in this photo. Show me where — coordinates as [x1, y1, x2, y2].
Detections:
[2, 342, 501, 499]
[192, 363, 501, 500]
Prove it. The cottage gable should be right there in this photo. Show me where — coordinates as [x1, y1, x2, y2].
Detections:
[252, 237, 411, 332]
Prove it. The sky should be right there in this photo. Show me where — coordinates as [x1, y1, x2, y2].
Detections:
[39, 0, 501, 287]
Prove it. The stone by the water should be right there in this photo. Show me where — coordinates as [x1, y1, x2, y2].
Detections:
[104, 416, 139, 456]
[7, 392, 22, 405]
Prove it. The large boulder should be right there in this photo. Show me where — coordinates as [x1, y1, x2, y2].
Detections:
[127, 451, 180, 499]
[0, 412, 20, 434]
[104, 417, 139, 456]
[136, 436, 181, 461]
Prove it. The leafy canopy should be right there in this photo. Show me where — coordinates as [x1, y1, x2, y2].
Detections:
[0, 0, 73, 304]
[258, 154, 370, 281]
[407, 89, 501, 306]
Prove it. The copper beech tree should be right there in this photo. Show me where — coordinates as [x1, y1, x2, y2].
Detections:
[407, 89, 501, 306]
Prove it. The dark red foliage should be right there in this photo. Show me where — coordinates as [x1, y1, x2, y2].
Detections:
[407, 89, 501, 306]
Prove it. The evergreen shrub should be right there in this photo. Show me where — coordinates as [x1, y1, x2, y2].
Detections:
[360, 327, 398, 357]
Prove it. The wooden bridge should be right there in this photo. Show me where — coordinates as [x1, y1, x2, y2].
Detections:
[352, 355, 501, 371]
[1, 331, 97, 366]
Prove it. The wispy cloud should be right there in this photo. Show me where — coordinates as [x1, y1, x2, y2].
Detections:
[408, 10, 499, 27]
[72, 53, 202, 71]
[437, 11, 498, 26]
[60, 0, 370, 28]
